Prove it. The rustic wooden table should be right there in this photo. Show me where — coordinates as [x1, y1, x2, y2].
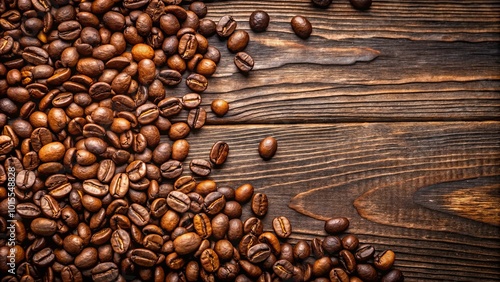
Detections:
[168, 0, 500, 280]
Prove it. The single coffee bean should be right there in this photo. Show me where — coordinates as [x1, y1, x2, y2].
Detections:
[342, 234, 359, 251]
[355, 244, 375, 262]
[204, 191, 226, 215]
[251, 193, 268, 217]
[273, 259, 294, 280]
[249, 10, 270, 32]
[381, 269, 404, 282]
[374, 250, 395, 271]
[82, 179, 109, 197]
[160, 160, 183, 179]
[216, 15, 237, 38]
[312, 256, 334, 277]
[187, 108, 207, 129]
[31, 218, 57, 236]
[291, 15, 312, 39]
[227, 30, 249, 53]
[211, 213, 229, 241]
[211, 99, 229, 117]
[189, 159, 212, 176]
[110, 229, 131, 254]
[174, 175, 196, 194]
[330, 268, 350, 282]
[130, 248, 158, 267]
[350, 0, 372, 10]
[15, 170, 36, 190]
[200, 248, 220, 272]
[339, 249, 357, 274]
[128, 203, 150, 226]
[33, 247, 55, 267]
[258, 136, 277, 160]
[235, 183, 254, 203]
[167, 190, 191, 213]
[91, 262, 119, 282]
[322, 236, 342, 254]
[173, 232, 202, 255]
[40, 194, 61, 219]
[272, 216, 292, 239]
[181, 93, 202, 109]
[247, 243, 271, 263]
[186, 73, 208, 93]
[209, 141, 229, 165]
[193, 213, 212, 239]
[293, 240, 311, 260]
[234, 52, 254, 73]
[325, 217, 350, 234]
[312, 0, 333, 7]
[17, 202, 41, 218]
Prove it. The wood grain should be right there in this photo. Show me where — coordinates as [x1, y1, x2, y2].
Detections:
[161, 121, 500, 281]
[167, 1, 500, 123]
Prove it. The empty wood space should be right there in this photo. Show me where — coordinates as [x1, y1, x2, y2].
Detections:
[169, 0, 500, 280]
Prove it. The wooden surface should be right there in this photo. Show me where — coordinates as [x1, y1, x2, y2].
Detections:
[172, 0, 500, 281]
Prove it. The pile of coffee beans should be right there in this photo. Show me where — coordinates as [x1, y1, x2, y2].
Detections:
[0, 0, 401, 281]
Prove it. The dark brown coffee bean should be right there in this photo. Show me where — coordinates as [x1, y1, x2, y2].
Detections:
[174, 175, 196, 194]
[40, 194, 61, 219]
[249, 10, 270, 32]
[312, 256, 334, 277]
[200, 248, 220, 273]
[110, 229, 131, 254]
[97, 159, 116, 183]
[251, 193, 268, 217]
[22, 46, 49, 65]
[167, 190, 191, 213]
[17, 202, 41, 219]
[58, 20, 82, 41]
[130, 248, 158, 267]
[216, 15, 237, 38]
[355, 244, 375, 262]
[186, 73, 208, 93]
[381, 269, 404, 282]
[33, 247, 55, 267]
[374, 250, 395, 271]
[31, 218, 57, 236]
[227, 30, 249, 53]
[91, 262, 119, 282]
[350, 0, 372, 10]
[273, 260, 294, 280]
[211, 213, 229, 241]
[339, 249, 357, 274]
[128, 203, 150, 226]
[356, 264, 378, 282]
[160, 160, 183, 179]
[234, 52, 254, 73]
[325, 217, 350, 234]
[209, 141, 229, 165]
[291, 15, 312, 39]
[15, 170, 36, 190]
[342, 234, 359, 251]
[330, 268, 349, 282]
[204, 191, 226, 215]
[247, 243, 271, 263]
[322, 236, 342, 254]
[173, 232, 202, 255]
[189, 159, 211, 176]
[272, 216, 292, 239]
[181, 93, 201, 109]
[258, 136, 277, 160]
[82, 179, 109, 197]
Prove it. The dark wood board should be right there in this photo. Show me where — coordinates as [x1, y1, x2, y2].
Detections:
[168, 0, 500, 281]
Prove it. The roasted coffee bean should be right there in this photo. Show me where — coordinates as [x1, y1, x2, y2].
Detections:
[15, 170, 36, 190]
[186, 73, 208, 93]
[216, 15, 237, 38]
[211, 213, 229, 241]
[247, 243, 271, 263]
[342, 234, 359, 251]
[33, 247, 55, 267]
[31, 218, 57, 236]
[193, 213, 212, 239]
[259, 136, 278, 160]
[82, 179, 109, 197]
[211, 99, 229, 117]
[167, 190, 191, 213]
[209, 141, 229, 165]
[187, 108, 207, 129]
[173, 232, 202, 255]
[355, 244, 375, 262]
[160, 160, 183, 179]
[227, 30, 249, 53]
[330, 268, 349, 282]
[273, 260, 294, 280]
[249, 10, 270, 32]
[17, 202, 41, 219]
[158, 97, 182, 117]
[128, 203, 150, 226]
[110, 229, 131, 254]
[204, 191, 226, 215]
[325, 217, 350, 234]
[251, 193, 268, 217]
[293, 240, 311, 260]
[374, 249, 395, 271]
[40, 194, 61, 219]
[312, 0, 333, 7]
[339, 249, 357, 274]
[291, 15, 313, 39]
[130, 248, 158, 267]
[22, 46, 49, 65]
[322, 236, 342, 254]
[272, 217, 292, 238]
[189, 158, 212, 176]
[381, 269, 404, 282]
[235, 183, 254, 204]
[234, 52, 254, 73]
[200, 248, 220, 272]
[350, 0, 372, 10]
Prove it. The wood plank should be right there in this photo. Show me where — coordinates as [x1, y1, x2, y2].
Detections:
[165, 0, 500, 122]
[165, 121, 500, 281]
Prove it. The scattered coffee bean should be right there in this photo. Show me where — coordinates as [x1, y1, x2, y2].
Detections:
[291, 15, 313, 39]
[350, 0, 373, 10]
[250, 10, 270, 32]
[259, 136, 278, 159]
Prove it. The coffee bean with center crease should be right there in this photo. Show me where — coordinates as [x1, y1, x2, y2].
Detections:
[17, 202, 41, 218]
[273, 259, 294, 280]
[22, 46, 49, 65]
[216, 15, 237, 38]
[160, 160, 183, 179]
[33, 247, 55, 267]
[204, 191, 226, 216]
[128, 203, 150, 226]
[167, 190, 191, 213]
[157, 69, 182, 86]
[210, 141, 229, 165]
[91, 262, 119, 282]
[110, 229, 131, 254]
[355, 244, 375, 262]
[187, 108, 206, 129]
[251, 193, 268, 217]
[272, 216, 292, 239]
[15, 170, 36, 190]
[40, 194, 61, 219]
[247, 243, 271, 263]
[109, 173, 129, 198]
[82, 179, 109, 197]
[234, 52, 254, 73]
[158, 97, 182, 117]
[186, 73, 208, 93]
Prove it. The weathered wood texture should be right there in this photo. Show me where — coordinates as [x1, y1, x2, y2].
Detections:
[172, 0, 500, 281]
